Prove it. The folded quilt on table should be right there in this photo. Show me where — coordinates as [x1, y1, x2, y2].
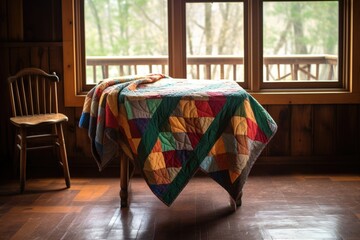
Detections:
[79, 74, 277, 206]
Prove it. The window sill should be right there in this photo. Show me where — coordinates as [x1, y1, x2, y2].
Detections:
[250, 91, 360, 105]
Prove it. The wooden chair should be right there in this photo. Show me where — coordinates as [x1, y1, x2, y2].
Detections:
[8, 68, 71, 192]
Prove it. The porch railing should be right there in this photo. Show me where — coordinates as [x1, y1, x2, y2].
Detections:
[85, 55, 337, 84]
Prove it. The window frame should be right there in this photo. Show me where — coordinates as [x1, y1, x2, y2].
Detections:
[259, 0, 346, 90]
[62, 0, 360, 107]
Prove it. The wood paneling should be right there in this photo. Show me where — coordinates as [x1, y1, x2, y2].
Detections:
[0, 0, 7, 40]
[291, 105, 313, 156]
[23, 0, 62, 41]
[0, 45, 11, 174]
[30, 47, 49, 70]
[7, 0, 23, 40]
[266, 105, 291, 156]
[9, 47, 29, 73]
[313, 105, 337, 156]
[336, 104, 360, 155]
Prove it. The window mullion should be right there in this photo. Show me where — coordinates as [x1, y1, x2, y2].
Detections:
[168, 0, 187, 78]
[248, 0, 262, 91]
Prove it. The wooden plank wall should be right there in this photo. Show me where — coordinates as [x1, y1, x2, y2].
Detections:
[0, 0, 359, 179]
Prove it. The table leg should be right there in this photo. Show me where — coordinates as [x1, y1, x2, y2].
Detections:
[230, 191, 243, 211]
[235, 191, 243, 207]
[120, 153, 129, 208]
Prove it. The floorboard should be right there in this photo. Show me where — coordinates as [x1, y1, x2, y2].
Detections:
[0, 174, 359, 240]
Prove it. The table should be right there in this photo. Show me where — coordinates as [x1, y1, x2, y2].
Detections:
[79, 74, 277, 208]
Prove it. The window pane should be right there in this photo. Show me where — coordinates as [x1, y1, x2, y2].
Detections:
[263, 1, 339, 82]
[84, 0, 168, 84]
[186, 2, 244, 81]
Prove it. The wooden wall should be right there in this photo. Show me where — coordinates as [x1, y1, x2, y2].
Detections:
[0, 0, 359, 179]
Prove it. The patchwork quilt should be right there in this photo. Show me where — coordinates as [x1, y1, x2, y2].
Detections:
[79, 74, 277, 206]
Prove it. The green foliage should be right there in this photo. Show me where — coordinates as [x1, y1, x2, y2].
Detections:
[263, 1, 338, 55]
[85, 1, 338, 57]
[84, 0, 168, 57]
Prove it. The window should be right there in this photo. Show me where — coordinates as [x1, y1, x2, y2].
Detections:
[186, 2, 245, 85]
[62, 0, 358, 106]
[84, 0, 168, 88]
[262, 1, 341, 89]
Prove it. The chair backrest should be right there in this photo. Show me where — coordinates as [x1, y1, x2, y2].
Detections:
[8, 68, 60, 117]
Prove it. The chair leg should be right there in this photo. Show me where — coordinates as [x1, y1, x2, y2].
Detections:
[19, 128, 27, 193]
[13, 129, 20, 177]
[56, 123, 71, 188]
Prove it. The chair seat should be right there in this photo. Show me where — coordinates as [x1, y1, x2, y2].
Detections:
[10, 113, 68, 127]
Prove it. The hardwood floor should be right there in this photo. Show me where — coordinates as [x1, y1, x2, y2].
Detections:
[0, 174, 359, 240]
